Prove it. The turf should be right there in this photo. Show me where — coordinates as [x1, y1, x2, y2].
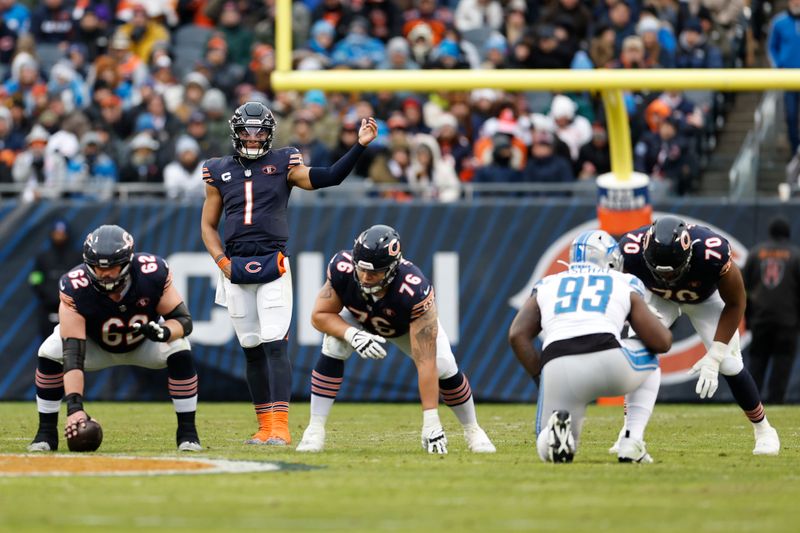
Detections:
[0, 402, 798, 532]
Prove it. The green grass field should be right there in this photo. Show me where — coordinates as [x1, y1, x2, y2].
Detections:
[1, 402, 798, 532]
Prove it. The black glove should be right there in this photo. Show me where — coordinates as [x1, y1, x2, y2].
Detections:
[133, 321, 171, 342]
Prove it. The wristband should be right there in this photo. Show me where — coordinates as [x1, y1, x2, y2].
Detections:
[216, 255, 231, 270]
[65, 393, 84, 416]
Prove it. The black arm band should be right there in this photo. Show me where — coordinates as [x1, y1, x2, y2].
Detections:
[164, 302, 193, 336]
[62, 338, 86, 372]
[309, 142, 366, 189]
[65, 393, 84, 415]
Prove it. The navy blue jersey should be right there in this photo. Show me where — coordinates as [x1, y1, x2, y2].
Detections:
[202, 147, 303, 251]
[620, 224, 733, 303]
[58, 253, 172, 354]
[327, 251, 435, 338]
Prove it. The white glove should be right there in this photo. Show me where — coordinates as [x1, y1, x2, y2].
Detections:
[688, 341, 727, 399]
[421, 409, 447, 454]
[344, 327, 387, 360]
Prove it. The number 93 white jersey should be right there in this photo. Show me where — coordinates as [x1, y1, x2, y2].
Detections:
[534, 263, 645, 350]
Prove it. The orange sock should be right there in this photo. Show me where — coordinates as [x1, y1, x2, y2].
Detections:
[250, 410, 273, 441]
[271, 411, 291, 444]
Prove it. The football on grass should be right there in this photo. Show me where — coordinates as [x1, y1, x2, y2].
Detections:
[67, 419, 103, 452]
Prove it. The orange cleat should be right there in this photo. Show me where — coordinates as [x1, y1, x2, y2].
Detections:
[245, 411, 273, 445]
[268, 411, 291, 445]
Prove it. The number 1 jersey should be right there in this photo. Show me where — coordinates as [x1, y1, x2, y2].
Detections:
[534, 264, 645, 350]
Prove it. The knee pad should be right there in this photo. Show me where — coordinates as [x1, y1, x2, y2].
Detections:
[321, 334, 352, 360]
[719, 355, 744, 376]
[239, 333, 262, 349]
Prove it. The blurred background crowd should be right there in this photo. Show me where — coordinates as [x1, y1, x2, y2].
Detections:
[0, 0, 774, 202]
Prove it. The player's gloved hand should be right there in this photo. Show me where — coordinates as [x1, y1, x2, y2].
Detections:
[688, 341, 727, 399]
[64, 411, 89, 440]
[344, 327, 387, 359]
[133, 321, 171, 342]
[421, 408, 448, 454]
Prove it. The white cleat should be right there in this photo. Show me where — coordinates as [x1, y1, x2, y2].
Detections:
[608, 427, 626, 455]
[27, 441, 55, 452]
[617, 436, 653, 464]
[178, 441, 203, 452]
[753, 427, 780, 456]
[296, 425, 326, 453]
[463, 425, 496, 453]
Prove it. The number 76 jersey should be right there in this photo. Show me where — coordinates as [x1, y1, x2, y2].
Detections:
[619, 224, 732, 303]
[535, 265, 645, 350]
[327, 250, 435, 338]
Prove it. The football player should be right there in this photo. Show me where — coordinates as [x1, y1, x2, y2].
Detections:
[28, 225, 201, 452]
[613, 216, 781, 456]
[509, 230, 672, 463]
[201, 102, 378, 445]
[295, 225, 495, 454]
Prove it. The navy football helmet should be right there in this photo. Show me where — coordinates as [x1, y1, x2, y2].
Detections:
[229, 101, 276, 159]
[83, 225, 134, 293]
[352, 225, 402, 294]
[643, 216, 693, 284]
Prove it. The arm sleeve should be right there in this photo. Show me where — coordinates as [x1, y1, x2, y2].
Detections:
[309, 143, 366, 189]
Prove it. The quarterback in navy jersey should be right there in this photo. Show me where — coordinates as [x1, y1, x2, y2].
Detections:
[613, 216, 780, 456]
[28, 225, 201, 453]
[295, 225, 495, 455]
[200, 101, 377, 446]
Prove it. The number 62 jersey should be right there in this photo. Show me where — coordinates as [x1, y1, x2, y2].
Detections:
[619, 224, 732, 304]
[327, 251, 435, 338]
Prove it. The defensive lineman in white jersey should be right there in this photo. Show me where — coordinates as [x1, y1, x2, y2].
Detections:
[509, 230, 672, 463]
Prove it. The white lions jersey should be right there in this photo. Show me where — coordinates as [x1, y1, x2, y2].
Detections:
[535, 263, 645, 349]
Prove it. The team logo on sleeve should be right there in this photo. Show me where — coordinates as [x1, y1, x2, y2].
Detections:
[509, 212, 748, 384]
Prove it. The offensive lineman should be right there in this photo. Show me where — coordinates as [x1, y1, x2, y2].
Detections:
[509, 230, 672, 463]
[28, 225, 201, 452]
[295, 225, 495, 454]
[201, 102, 377, 445]
[612, 216, 781, 455]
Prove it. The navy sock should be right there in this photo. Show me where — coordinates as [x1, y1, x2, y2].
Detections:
[35, 358, 64, 434]
[439, 371, 472, 407]
[723, 370, 765, 423]
[311, 355, 345, 400]
[266, 340, 291, 412]
[243, 345, 270, 407]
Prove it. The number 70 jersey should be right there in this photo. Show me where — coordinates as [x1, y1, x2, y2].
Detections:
[534, 265, 645, 350]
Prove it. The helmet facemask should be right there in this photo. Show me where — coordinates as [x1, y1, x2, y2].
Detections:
[83, 226, 135, 293]
[354, 258, 400, 295]
[229, 102, 276, 159]
[642, 221, 693, 285]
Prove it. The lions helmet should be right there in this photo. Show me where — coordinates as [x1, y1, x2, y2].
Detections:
[643, 215, 693, 284]
[352, 225, 402, 294]
[229, 101, 276, 159]
[83, 225, 135, 293]
[569, 230, 623, 270]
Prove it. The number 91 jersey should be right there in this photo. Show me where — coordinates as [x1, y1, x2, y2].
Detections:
[535, 265, 644, 350]
[58, 253, 171, 353]
[327, 251, 435, 338]
[619, 224, 732, 303]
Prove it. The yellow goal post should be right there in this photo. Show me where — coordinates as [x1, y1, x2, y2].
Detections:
[271, 0, 800, 181]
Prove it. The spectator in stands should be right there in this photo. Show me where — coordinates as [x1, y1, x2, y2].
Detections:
[541, 0, 591, 44]
[300, 19, 336, 69]
[428, 37, 470, 69]
[106, 31, 148, 96]
[576, 122, 611, 180]
[768, 0, 800, 157]
[609, 35, 648, 69]
[68, 131, 118, 194]
[675, 18, 723, 69]
[432, 112, 471, 181]
[30, 0, 73, 46]
[743, 216, 800, 404]
[290, 110, 332, 167]
[198, 36, 244, 102]
[406, 133, 460, 202]
[28, 219, 82, 339]
[637, 15, 675, 67]
[454, 0, 503, 34]
[636, 115, 693, 195]
[0, 0, 30, 36]
[13, 124, 70, 202]
[482, 33, 509, 69]
[473, 132, 523, 185]
[164, 135, 205, 200]
[117, 3, 169, 64]
[245, 43, 275, 98]
[201, 88, 232, 155]
[0, 105, 23, 153]
[119, 132, 162, 185]
[312, 0, 355, 43]
[522, 129, 575, 193]
[211, 1, 254, 68]
[527, 24, 574, 69]
[331, 17, 386, 69]
[403, 0, 453, 46]
[502, 0, 528, 47]
[47, 62, 87, 114]
[606, 0, 636, 55]
[73, 4, 111, 61]
[589, 24, 616, 68]
[0, 17, 18, 70]
[549, 95, 592, 162]
[4, 53, 45, 114]
[406, 22, 436, 67]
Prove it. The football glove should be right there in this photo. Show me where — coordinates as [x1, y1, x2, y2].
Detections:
[688, 341, 727, 399]
[344, 327, 387, 359]
[133, 321, 172, 342]
[421, 426, 448, 455]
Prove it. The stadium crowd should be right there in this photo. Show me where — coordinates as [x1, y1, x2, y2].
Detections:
[0, 0, 762, 202]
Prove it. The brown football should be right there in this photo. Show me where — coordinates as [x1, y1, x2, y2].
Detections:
[67, 419, 103, 452]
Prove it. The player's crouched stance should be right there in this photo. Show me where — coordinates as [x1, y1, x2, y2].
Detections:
[508, 230, 672, 463]
[296, 225, 495, 454]
[28, 225, 201, 452]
